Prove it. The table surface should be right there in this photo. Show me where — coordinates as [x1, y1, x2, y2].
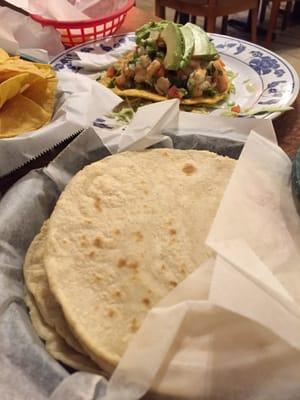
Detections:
[0, 6, 299, 196]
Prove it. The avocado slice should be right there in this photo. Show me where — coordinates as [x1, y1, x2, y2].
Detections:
[161, 22, 184, 71]
[185, 23, 218, 60]
[180, 24, 195, 69]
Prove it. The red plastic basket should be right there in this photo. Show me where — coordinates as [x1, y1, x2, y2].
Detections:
[30, 0, 135, 48]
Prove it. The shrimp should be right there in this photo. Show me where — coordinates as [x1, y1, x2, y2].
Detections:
[155, 77, 170, 95]
[123, 65, 135, 79]
[187, 69, 206, 97]
[215, 72, 229, 93]
[134, 64, 147, 83]
[146, 60, 161, 80]
[140, 55, 151, 68]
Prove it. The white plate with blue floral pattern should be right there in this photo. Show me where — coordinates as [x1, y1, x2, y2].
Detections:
[51, 33, 299, 119]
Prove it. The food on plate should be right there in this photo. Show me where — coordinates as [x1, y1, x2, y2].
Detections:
[100, 21, 231, 108]
[23, 148, 235, 374]
[0, 49, 57, 138]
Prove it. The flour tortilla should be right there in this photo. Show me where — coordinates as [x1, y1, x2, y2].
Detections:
[45, 149, 235, 372]
[25, 291, 101, 374]
[23, 221, 85, 354]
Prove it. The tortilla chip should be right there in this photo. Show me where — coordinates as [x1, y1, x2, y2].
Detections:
[0, 48, 58, 138]
[33, 63, 57, 79]
[0, 60, 51, 82]
[0, 73, 31, 109]
[23, 76, 57, 116]
[0, 49, 9, 63]
[0, 94, 50, 138]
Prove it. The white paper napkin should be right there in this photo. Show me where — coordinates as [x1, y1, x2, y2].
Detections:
[72, 41, 137, 71]
[0, 7, 64, 62]
[3, 0, 127, 21]
[102, 130, 300, 400]
[118, 99, 180, 152]
[3, 0, 89, 19]
[72, 52, 119, 71]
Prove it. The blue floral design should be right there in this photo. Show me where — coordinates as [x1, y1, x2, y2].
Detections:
[258, 80, 287, 105]
[234, 44, 246, 55]
[53, 62, 64, 71]
[250, 50, 263, 57]
[53, 52, 82, 72]
[100, 44, 113, 52]
[93, 118, 113, 129]
[275, 69, 285, 77]
[258, 99, 280, 105]
[249, 56, 280, 75]
[215, 41, 245, 55]
[267, 81, 286, 89]
[80, 46, 94, 53]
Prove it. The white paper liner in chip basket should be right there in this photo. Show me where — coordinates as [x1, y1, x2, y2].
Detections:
[1, 101, 298, 400]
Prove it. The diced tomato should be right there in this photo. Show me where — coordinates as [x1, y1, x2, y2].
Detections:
[106, 66, 116, 78]
[231, 105, 241, 113]
[156, 65, 165, 78]
[167, 85, 181, 99]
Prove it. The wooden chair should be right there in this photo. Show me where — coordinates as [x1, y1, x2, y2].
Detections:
[260, 0, 294, 30]
[260, 0, 294, 46]
[155, 0, 259, 42]
[173, 11, 229, 34]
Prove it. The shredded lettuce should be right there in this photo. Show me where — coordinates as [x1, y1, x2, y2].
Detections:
[222, 106, 293, 117]
[135, 21, 169, 46]
[229, 82, 236, 94]
[107, 78, 115, 88]
[226, 70, 238, 80]
[107, 108, 135, 123]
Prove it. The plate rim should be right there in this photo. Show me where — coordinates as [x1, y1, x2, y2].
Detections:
[51, 32, 299, 120]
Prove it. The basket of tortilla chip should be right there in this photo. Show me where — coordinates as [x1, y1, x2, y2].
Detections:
[0, 49, 57, 139]
[100, 21, 232, 109]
